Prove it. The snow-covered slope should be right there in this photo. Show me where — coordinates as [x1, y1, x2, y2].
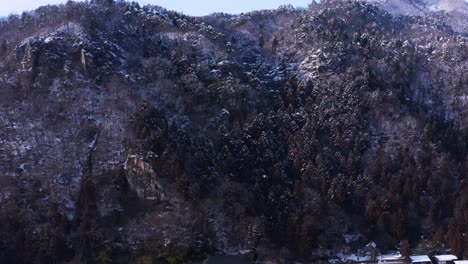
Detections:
[0, 0, 466, 263]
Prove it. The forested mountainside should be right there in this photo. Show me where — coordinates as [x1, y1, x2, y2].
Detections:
[0, 0, 466, 263]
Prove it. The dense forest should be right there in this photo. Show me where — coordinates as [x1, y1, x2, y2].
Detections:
[0, 0, 466, 263]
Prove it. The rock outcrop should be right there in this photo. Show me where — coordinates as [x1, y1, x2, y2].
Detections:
[124, 155, 165, 200]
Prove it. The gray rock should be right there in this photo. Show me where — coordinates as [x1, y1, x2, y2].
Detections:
[124, 155, 165, 201]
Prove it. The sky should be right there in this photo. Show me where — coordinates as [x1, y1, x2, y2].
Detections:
[0, 0, 313, 17]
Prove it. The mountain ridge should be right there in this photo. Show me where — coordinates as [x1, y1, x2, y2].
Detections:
[0, 0, 466, 263]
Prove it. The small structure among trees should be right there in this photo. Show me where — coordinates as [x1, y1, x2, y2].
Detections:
[434, 255, 458, 264]
[202, 255, 247, 264]
[410, 255, 432, 264]
[380, 252, 404, 263]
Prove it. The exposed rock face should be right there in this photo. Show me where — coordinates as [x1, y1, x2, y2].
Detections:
[124, 155, 165, 200]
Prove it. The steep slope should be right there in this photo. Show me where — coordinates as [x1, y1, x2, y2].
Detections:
[368, 0, 468, 34]
[0, 0, 466, 263]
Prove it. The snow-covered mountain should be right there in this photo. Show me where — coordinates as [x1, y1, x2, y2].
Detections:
[367, 0, 467, 13]
[0, 0, 466, 263]
[365, 0, 468, 33]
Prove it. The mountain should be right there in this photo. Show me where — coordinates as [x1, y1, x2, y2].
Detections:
[368, 0, 468, 33]
[0, 0, 466, 263]
[367, 0, 468, 13]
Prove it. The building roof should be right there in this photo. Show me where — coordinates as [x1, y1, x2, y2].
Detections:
[454, 261, 468, 264]
[381, 253, 403, 261]
[410, 255, 432, 263]
[366, 241, 377, 248]
[203, 255, 247, 264]
[336, 253, 372, 262]
[435, 255, 458, 262]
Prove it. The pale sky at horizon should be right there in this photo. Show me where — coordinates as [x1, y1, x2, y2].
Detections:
[0, 0, 313, 17]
